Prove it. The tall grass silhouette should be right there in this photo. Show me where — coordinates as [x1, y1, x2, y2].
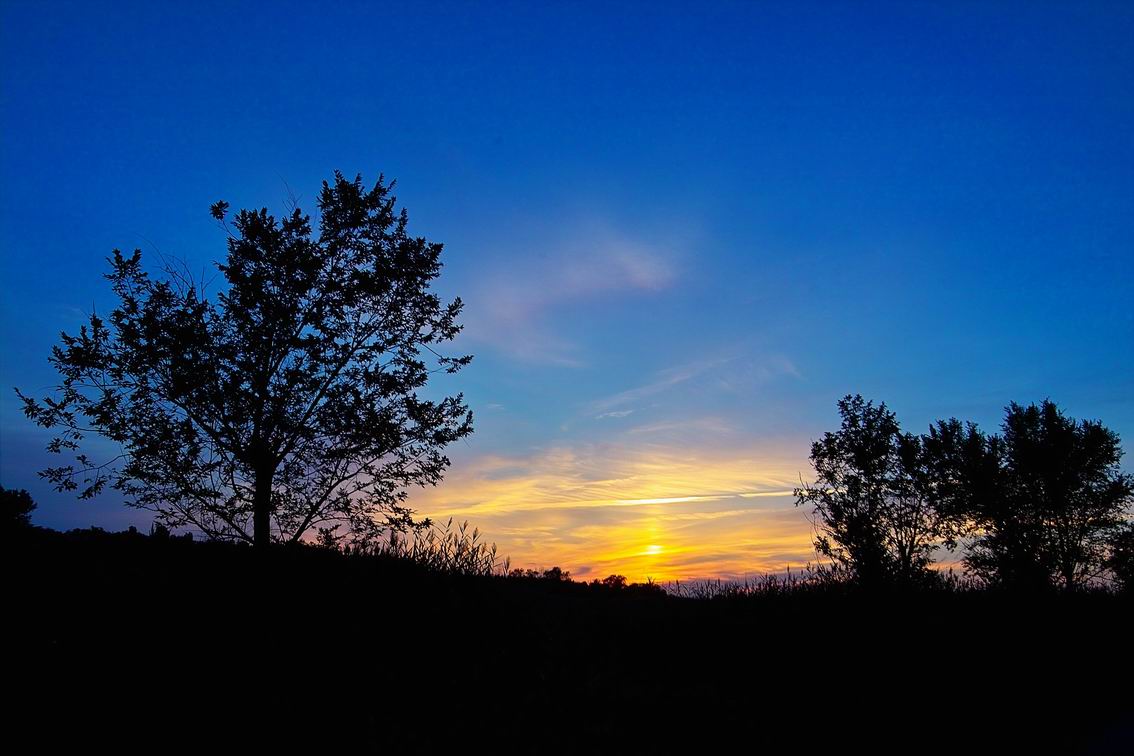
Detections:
[377, 517, 507, 576]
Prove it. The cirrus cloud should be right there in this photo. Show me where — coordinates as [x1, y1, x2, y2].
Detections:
[405, 438, 816, 582]
[460, 221, 683, 365]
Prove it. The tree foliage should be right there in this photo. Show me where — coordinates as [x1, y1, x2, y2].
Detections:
[1, 486, 37, 534]
[927, 400, 1132, 590]
[1107, 523, 1134, 593]
[794, 395, 953, 587]
[18, 172, 473, 547]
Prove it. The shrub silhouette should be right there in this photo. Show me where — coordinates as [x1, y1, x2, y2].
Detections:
[1, 486, 36, 535]
[1105, 522, 1134, 592]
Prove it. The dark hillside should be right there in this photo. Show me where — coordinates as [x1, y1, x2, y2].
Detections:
[7, 528, 1132, 754]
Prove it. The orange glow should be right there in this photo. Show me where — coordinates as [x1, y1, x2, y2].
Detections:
[406, 441, 818, 583]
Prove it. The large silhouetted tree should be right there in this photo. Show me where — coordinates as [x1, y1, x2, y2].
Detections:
[795, 395, 952, 587]
[17, 172, 473, 547]
[925, 400, 1131, 590]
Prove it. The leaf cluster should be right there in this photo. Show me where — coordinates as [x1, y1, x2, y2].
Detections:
[19, 172, 473, 547]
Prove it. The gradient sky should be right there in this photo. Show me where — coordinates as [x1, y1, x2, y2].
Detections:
[2, 1, 1132, 582]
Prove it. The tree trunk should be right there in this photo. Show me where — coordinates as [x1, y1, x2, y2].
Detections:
[1062, 561, 1076, 592]
[253, 466, 274, 547]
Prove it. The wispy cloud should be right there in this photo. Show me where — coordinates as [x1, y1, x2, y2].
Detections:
[587, 357, 730, 413]
[406, 439, 815, 582]
[624, 417, 736, 436]
[586, 353, 802, 416]
[460, 222, 681, 365]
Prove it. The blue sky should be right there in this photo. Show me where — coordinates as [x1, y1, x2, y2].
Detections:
[2, 1, 1131, 579]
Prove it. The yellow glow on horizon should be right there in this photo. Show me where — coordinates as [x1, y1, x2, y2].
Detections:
[406, 440, 818, 584]
[615, 496, 713, 506]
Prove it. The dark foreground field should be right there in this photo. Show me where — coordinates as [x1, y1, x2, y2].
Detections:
[7, 528, 1132, 754]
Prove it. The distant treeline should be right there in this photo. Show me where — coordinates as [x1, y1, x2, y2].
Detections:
[6, 522, 1133, 752]
[5, 394, 1131, 595]
[348, 395, 1132, 593]
[796, 395, 1133, 592]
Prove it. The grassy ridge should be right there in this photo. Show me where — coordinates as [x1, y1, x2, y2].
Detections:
[7, 527, 1132, 753]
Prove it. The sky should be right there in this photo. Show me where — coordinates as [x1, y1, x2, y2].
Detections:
[2, 1, 1132, 582]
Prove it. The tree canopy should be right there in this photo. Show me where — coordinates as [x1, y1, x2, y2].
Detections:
[1, 486, 37, 535]
[799, 395, 1132, 590]
[18, 172, 473, 547]
[928, 400, 1132, 590]
[794, 394, 952, 587]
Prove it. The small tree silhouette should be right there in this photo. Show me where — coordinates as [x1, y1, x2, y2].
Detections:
[1, 486, 37, 534]
[795, 395, 952, 587]
[17, 172, 473, 548]
[542, 566, 570, 581]
[1107, 523, 1134, 592]
[926, 400, 1132, 590]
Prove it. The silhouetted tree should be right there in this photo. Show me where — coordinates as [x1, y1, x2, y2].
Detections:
[1107, 523, 1134, 593]
[925, 401, 1132, 590]
[17, 172, 472, 548]
[795, 395, 953, 587]
[1, 485, 37, 534]
[542, 566, 570, 581]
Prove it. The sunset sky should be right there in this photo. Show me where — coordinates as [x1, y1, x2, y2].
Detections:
[2, 2, 1132, 582]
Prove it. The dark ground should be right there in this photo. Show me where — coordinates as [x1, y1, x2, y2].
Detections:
[6, 527, 1132, 754]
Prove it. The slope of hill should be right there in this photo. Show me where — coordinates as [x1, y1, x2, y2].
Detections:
[7, 527, 1132, 753]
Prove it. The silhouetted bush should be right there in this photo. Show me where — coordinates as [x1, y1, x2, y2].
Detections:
[1, 486, 36, 535]
[1108, 523, 1134, 592]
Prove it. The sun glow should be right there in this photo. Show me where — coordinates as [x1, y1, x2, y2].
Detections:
[407, 441, 817, 583]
